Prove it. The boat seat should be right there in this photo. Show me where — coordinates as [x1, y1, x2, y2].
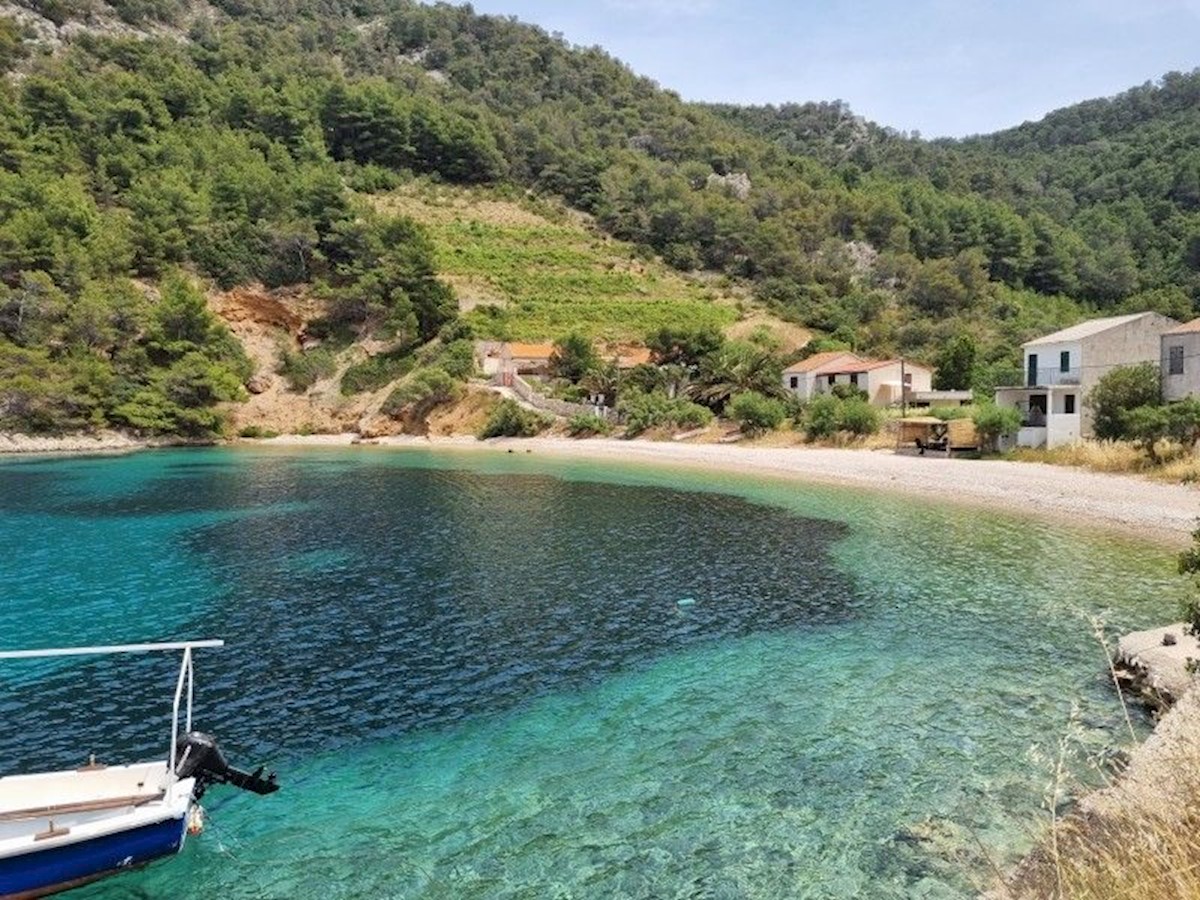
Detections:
[0, 792, 165, 823]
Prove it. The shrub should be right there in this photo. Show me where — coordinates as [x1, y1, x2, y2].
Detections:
[729, 391, 787, 435]
[381, 366, 463, 417]
[672, 400, 715, 430]
[803, 394, 842, 439]
[277, 347, 336, 392]
[619, 389, 713, 436]
[340, 352, 415, 395]
[238, 425, 279, 439]
[829, 383, 867, 401]
[800, 394, 880, 439]
[1086, 362, 1162, 440]
[1126, 398, 1200, 462]
[436, 339, 476, 380]
[1181, 524, 1200, 634]
[838, 398, 880, 435]
[566, 413, 612, 437]
[478, 399, 550, 438]
[973, 402, 1022, 450]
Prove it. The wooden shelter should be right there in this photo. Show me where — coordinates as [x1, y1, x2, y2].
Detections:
[896, 417, 979, 456]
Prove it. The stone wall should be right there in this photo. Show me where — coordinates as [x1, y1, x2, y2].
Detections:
[496, 373, 612, 420]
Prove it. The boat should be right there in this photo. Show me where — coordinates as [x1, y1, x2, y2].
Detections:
[0, 640, 279, 899]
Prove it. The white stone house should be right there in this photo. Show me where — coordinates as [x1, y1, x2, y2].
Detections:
[781, 351, 862, 402]
[1161, 319, 1200, 402]
[782, 353, 932, 408]
[994, 312, 1179, 449]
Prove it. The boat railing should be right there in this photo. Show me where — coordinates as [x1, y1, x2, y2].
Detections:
[0, 640, 224, 802]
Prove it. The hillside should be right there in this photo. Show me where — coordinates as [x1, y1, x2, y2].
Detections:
[373, 183, 740, 344]
[712, 71, 1200, 313]
[0, 0, 1196, 438]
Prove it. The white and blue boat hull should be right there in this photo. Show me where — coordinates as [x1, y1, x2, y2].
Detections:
[0, 763, 195, 900]
[0, 813, 187, 900]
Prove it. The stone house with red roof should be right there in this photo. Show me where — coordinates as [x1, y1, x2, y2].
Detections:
[782, 352, 932, 407]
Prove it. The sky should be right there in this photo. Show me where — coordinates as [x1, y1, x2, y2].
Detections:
[458, 0, 1200, 138]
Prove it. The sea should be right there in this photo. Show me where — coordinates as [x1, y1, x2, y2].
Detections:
[0, 446, 1179, 898]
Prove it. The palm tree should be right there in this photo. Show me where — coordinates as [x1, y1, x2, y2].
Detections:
[688, 341, 784, 411]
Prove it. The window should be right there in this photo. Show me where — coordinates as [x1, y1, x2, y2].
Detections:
[903, 372, 913, 385]
[1060, 350, 1070, 373]
[789, 376, 799, 389]
[1064, 394, 1076, 415]
[849, 373, 859, 387]
[827, 374, 836, 386]
[1169, 345, 1185, 376]
[1027, 353, 1038, 386]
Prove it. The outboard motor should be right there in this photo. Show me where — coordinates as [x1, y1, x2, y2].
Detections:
[175, 731, 279, 801]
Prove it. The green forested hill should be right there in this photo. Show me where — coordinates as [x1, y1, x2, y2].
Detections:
[0, 0, 1196, 434]
[711, 71, 1200, 312]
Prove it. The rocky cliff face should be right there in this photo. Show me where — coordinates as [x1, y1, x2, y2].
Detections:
[0, 1, 210, 56]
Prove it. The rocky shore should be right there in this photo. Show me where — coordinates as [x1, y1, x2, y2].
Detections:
[0, 431, 218, 455]
[0, 431, 151, 455]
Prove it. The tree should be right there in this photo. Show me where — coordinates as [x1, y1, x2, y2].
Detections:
[646, 325, 725, 369]
[972, 403, 1021, 451]
[1125, 398, 1200, 462]
[689, 341, 783, 411]
[932, 333, 977, 391]
[549, 332, 598, 383]
[1086, 363, 1162, 440]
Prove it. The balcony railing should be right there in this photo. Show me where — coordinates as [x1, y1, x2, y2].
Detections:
[1026, 366, 1081, 386]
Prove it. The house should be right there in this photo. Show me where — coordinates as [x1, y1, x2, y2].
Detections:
[1162, 318, 1200, 402]
[781, 351, 863, 402]
[994, 312, 1179, 449]
[783, 353, 932, 408]
[834, 359, 932, 407]
[475, 341, 556, 376]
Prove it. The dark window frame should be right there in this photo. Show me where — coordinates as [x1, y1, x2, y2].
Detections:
[1060, 350, 1070, 373]
[1169, 345, 1184, 376]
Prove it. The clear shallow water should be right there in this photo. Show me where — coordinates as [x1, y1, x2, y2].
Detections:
[0, 447, 1179, 898]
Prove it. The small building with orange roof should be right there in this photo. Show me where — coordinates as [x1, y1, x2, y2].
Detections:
[475, 341, 557, 376]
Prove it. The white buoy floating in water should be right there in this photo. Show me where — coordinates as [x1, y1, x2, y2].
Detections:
[677, 597, 696, 607]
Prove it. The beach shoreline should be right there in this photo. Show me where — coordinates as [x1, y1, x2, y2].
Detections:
[257, 433, 1199, 545]
[5, 430, 1195, 544]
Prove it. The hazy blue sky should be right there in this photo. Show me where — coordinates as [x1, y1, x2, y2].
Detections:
[459, 0, 1200, 138]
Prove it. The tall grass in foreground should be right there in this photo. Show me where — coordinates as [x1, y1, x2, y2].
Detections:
[1012, 784, 1200, 899]
[1005, 618, 1200, 900]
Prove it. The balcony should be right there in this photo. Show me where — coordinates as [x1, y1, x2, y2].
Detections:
[1026, 366, 1081, 387]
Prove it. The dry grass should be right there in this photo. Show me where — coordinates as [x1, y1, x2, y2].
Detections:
[1008, 440, 1200, 484]
[1010, 796, 1200, 900]
[1004, 620, 1200, 900]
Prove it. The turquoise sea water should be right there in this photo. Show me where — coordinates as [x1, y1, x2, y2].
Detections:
[0, 447, 1181, 898]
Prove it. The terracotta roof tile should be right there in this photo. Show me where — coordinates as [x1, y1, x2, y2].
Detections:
[505, 342, 556, 359]
[1164, 318, 1200, 335]
[783, 351, 860, 375]
[831, 358, 931, 374]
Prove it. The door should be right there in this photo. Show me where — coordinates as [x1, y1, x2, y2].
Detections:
[1027, 353, 1038, 386]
